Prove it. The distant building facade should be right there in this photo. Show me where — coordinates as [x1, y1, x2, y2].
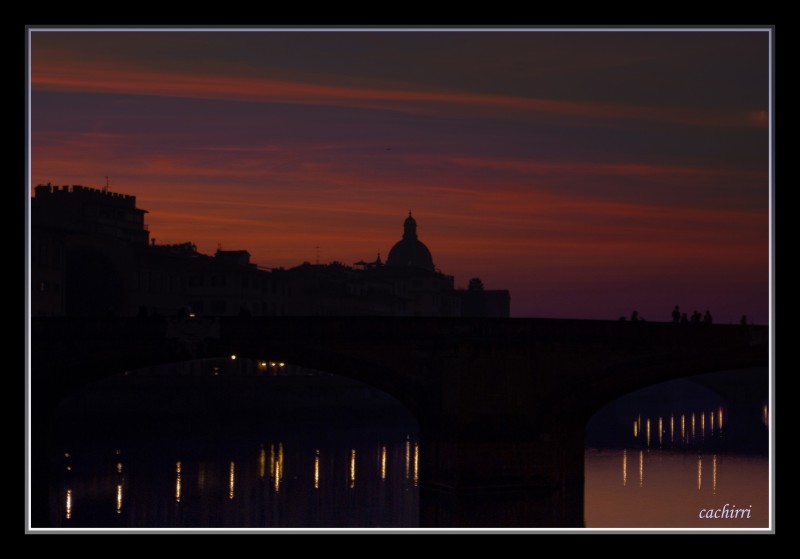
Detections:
[460, 277, 511, 318]
[33, 183, 149, 245]
[30, 184, 509, 317]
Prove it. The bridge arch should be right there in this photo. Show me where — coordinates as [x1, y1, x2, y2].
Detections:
[49, 355, 421, 452]
[220, 349, 429, 427]
[583, 366, 767, 448]
[32, 316, 768, 528]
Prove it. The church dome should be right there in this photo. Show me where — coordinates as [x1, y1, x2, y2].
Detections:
[386, 212, 435, 271]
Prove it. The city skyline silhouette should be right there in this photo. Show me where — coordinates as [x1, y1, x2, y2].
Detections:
[31, 182, 509, 318]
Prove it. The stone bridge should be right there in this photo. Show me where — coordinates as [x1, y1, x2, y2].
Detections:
[30, 316, 768, 527]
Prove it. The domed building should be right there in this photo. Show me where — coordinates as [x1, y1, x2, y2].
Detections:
[386, 212, 435, 271]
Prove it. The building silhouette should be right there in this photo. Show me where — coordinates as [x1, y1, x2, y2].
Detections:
[33, 183, 149, 245]
[31, 184, 510, 318]
[386, 212, 435, 271]
[460, 277, 511, 318]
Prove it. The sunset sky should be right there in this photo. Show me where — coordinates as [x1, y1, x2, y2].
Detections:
[29, 28, 771, 322]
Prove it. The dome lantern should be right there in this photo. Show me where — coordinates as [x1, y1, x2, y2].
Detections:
[403, 211, 418, 240]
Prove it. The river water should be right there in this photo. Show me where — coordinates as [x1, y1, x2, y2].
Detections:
[44, 360, 769, 529]
[47, 359, 419, 528]
[584, 449, 768, 528]
[583, 372, 770, 528]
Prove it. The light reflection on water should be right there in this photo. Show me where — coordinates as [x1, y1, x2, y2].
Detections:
[53, 436, 419, 528]
[586, 368, 769, 529]
[584, 449, 768, 528]
[175, 461, 181, 503]
[627, 406, 728, 449]
[314, 450, 320, 489]
[65, 489, 72, 520]
[586, 397, 769, 528]
[49, 359, 420, 528]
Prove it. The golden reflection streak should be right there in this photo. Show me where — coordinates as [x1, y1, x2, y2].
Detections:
[314, 450, 320, 490]
[691, 413, 696, 442]
[65, 488, 72, 520]
[670, 414, 674, 445]
[718, 407, 724, 430]
[697, 456, 702, 491]
[633, 420, 638, 438]
[638, 450, 643, 488]
[175, 461, 182, 503]
[259, 447, 266, 479]
[272, 443, 284, 493]
[413, 442, 419, 486]
[701, 412, 705, 439]
[116, 484, 123, 514]
[380, 446, 387, 480]
[270, 444, 275, 478]
[681, 414, 686, 442]
[622, 449, 627, 486]
[710, 409, 715, 434]
[658, 417, 663, 446]
[229, 461, 236, 500]
[646, 418, 651, 447]
[763, 404, 769, 426]
[405, 438, 411, 480]
[713, 455, 717, 495]
[117, 462, 123, 474]
[349, 449, 356, 489]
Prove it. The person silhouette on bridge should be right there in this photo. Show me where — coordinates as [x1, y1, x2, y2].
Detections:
[631, 310, 639, 322]
[703, 310, 713, 324]
[691, 310, 701, 324]
[672, 305, 681, 323]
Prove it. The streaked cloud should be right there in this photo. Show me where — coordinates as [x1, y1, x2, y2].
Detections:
[31, 53, 765, 129]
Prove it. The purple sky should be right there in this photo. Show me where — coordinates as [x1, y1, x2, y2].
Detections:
[30, 28, 771, 322]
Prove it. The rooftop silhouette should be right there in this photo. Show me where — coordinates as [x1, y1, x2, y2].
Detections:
[31, 184, 510, 318]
